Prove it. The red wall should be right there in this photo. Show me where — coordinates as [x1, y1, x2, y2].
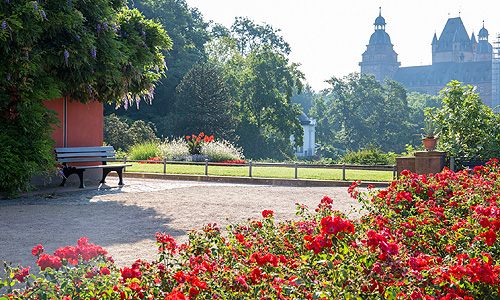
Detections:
[43, 97, 103, 148]
[44, 97, 64, 147]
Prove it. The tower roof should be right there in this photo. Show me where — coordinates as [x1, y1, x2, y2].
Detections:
[432, 32, 438, 44]
[435, 17, 472, 52]
[471, 32, 477, 44]
[374, 8, 386, 26]
[368, 8, 392, 45]
[369, 30, 392, 45]
[478, 21, 488, 38]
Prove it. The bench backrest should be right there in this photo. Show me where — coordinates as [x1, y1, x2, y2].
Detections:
[55, 146, 117, 164]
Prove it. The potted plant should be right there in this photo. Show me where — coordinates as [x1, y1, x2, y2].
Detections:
[421, 119, 442, 151]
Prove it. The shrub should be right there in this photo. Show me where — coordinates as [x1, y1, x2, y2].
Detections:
[7, 163, 500, 298]
[429, 81, 500, 158]
[127, 141, 159, 160]
[156, 138, 190, 161]
[339, 144, 395, 165]
[103, 114, 159, 151]
[0, 102, 58, 198]
[200, 139, 244, 162]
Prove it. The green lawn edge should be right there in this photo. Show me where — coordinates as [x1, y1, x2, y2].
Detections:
[118, 162, 394, 182]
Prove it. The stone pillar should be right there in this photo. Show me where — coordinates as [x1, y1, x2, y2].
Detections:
[396, 156, 416, 177]
[396, 151, 447, 177]
[414, 151, 446, 175]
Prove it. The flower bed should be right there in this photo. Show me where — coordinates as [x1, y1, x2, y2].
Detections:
[2, 160, 500, 299]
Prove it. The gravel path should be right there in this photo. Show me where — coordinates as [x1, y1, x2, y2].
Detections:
[0, 178, 364, 272]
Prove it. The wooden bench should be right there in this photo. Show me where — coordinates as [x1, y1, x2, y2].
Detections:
[55, 146, 131, 188]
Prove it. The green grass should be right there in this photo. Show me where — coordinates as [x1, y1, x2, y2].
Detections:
[119, 162, 394, 182]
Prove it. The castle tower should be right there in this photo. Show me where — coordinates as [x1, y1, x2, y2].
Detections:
[476, 21, 493, 61]
[359, 8, 400, 81]
[432, 17, 474, 63]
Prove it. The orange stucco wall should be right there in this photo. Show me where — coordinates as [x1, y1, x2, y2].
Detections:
[44, 97, 64, 147]
[66, 100, 103, 147]
[43, 97, 103, 148]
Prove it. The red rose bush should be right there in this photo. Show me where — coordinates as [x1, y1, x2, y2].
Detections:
[2, 160, 500, 299]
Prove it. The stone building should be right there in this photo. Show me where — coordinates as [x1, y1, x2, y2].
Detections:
[360, 9, 498, 108]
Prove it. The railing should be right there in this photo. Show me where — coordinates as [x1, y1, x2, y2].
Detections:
[449, 156, 493, 172]
[120, 157, 397, 181]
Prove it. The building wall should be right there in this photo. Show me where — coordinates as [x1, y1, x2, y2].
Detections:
[43, 97, 103, 148]
[35, 97, 104, 187]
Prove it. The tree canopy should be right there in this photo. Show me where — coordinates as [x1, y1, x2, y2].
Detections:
[106, 0, 210, 134]
[429, 81, 500, 158]
[174, 63, 237, 140]
[0, 0, 171, 197]
[1, 0, 171, 108]
[310, 73, 412, 156]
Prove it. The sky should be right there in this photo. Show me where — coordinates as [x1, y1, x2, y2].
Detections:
[185, 0, 500, 92]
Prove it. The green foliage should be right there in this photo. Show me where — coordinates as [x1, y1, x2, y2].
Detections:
[174, 63, 237, 140]
[291, 84, 317, 115]
[0, 0, 171, 107]
[108, 0, 210, 136]
[339, 145, 396, 165]
[429, 81, 500, 158]
[0, 102, 58, 198]
[229, 16, 291, 55]
[230, 46, 304, 159]
[311, 73, 412, 154]
[103, 114, 159, 151]
[0, 0, 170, 196]
[420, 118, 442, 139]
[407, 91, 443, 144]
[127, 141, 159, 160]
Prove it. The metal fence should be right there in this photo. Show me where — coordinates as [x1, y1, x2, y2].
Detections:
[120, 157, 397, 181]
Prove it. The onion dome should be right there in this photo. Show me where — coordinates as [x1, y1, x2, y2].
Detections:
[478, 21, 488, 40]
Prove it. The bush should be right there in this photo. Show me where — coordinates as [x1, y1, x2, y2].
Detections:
[200, 139, 244, 162]
[339, 144, 395, 165]
[0, 101, 58, 198]
[156, 138, 190, 161]
[429, 81, 500, 158]
[103, 114, 159, 151]
[127, 141, 160, 160]
[4, 160, 500, 298]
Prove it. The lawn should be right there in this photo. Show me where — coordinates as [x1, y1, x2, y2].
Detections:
[119, 162, 394, 182]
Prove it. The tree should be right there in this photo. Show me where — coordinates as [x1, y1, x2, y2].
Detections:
[314, 73, 412, 154]
[174, 63, 237, 140]
[232, 46, 304, 159]
[103, 114, 158, 151]
[0, 0, 171, 197]
[407, 91, 443, 145]
[107, 0, 211, 137]
[1, 0, 171, 108]
[229, 17, 291, 56]
[429, 81, 500, 158]
[291, 84, 317, 115]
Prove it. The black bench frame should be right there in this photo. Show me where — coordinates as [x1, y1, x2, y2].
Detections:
[55, 146, 131, 188]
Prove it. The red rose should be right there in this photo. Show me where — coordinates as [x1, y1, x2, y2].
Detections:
[262, 210, 274, 218]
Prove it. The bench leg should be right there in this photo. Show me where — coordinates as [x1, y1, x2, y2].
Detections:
[77, 169, 85, 188]
[100, 169, 111, 184]
[60, 168, 85, 188]
[116, 168, 125, 186]
[100, 168, 125, 186]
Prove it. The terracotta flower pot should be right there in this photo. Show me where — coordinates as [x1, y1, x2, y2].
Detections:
[422, 138, 438, 151]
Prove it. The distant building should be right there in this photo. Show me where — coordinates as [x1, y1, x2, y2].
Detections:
[360, 8, 499, 108]
[294, 113, 316, 157]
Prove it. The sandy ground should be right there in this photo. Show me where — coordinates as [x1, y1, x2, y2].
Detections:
[0, 178, 364, 274]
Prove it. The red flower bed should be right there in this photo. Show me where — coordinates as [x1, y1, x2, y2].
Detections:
[3, 159, 500, 299]
[215, 159, 247, 164]
[139, 156, 163, 164]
